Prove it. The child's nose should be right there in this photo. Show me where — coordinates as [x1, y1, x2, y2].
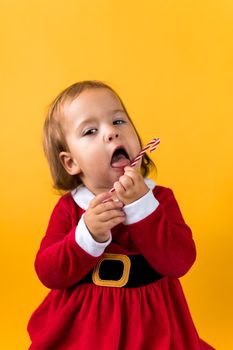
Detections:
[104, 126, 119, 142]
[108, 133, 119, 141]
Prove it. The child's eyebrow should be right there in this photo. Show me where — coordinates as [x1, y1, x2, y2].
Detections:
[110, 109, 125, 114]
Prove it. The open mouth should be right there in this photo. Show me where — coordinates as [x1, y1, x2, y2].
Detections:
[111, 147, 131, 168]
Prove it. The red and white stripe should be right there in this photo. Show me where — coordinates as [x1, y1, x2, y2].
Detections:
[130, 138, 160, 167]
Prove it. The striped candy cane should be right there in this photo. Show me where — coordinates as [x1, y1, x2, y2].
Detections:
[130, 138, 160, 167]
[109, 138, 160, 193]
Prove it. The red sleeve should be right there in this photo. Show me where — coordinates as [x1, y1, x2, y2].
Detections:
[34, 195, 100, 290]
[127, 186, 196, 278]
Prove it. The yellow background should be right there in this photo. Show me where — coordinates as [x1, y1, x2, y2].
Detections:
[0, 0, 232, 349]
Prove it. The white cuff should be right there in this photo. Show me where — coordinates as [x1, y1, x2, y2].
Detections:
[123, 190, 159, 225]
[75, 214, 112, 257]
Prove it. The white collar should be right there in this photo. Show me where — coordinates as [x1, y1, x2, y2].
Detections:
[71, 178, 156, 210]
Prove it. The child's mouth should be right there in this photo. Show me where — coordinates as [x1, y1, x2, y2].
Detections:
[111, 147, 131, 168]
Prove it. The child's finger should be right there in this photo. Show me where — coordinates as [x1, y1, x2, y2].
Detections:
[124, 166, 140, 174]
[94, 200, 124, 215]
[113, 181, 127, 198]
[118, 174, 134, 190]
[101, 216, 126, 232]
[124, 166, 139, 176]
[99, 209, 125, 222]
[89, 192, 113, 208]
[124, 167, 142, 182]
[124, 166, 136, 172]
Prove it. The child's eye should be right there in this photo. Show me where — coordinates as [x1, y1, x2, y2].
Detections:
[113, 119, 126, 125]
[83, 128, 97, 136]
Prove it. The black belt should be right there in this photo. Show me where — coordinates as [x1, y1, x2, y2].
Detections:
[79, 254, 163, 288]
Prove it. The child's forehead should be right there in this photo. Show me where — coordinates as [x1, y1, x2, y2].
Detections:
[72, 88, 121, 105]
[62, 88, 124, 119]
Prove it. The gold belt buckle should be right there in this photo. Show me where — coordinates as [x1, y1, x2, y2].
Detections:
[92, 253, 131, 287]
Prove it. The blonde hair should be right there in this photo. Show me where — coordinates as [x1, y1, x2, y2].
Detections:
[43, 80, 155, 193]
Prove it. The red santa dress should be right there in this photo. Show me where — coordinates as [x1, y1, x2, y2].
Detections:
[27, 179, 215, 350]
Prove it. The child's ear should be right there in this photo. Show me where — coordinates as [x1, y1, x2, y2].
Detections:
[59, 151, 81, 175]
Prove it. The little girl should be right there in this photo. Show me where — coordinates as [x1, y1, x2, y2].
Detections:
[28, 80, 214, 349]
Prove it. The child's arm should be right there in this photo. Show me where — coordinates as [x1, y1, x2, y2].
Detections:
[114, 167, 196, 278]
[34, 193, 124, 289]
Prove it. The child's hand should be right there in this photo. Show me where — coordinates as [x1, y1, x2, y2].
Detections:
[113, 166, 149, 205]
[84, 192, 125, 243]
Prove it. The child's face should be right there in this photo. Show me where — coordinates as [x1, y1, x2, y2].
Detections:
[60, 88, 141, 194]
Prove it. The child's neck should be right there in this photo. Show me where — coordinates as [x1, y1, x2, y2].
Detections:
[85, 184, 119, 200]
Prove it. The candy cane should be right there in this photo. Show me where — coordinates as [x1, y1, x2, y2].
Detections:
[110, 138, 160, 193]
